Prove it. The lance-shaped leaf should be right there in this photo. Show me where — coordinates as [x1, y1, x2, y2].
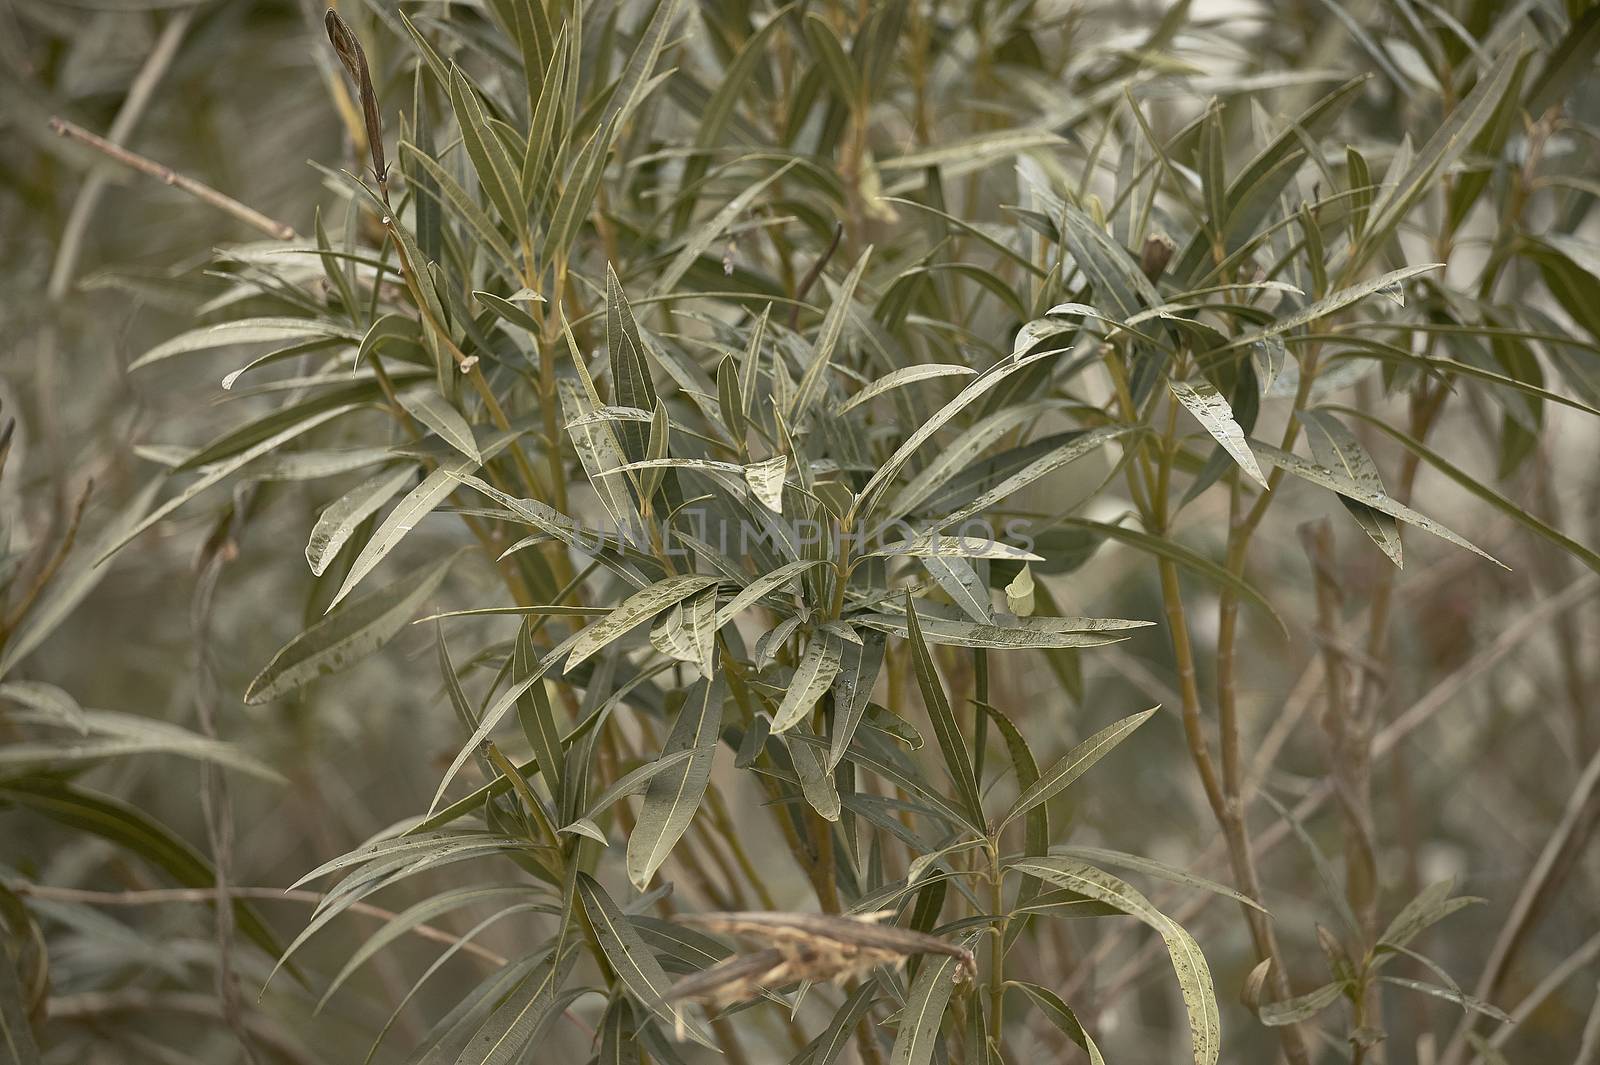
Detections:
[650, 586, 718, 677]
[930, 424, 1138, 532]
[1000, 708, 1157, 829]
[447, 65, 526, 233]
[853, 611, 1143, 650]
[840, 364, 977, 414]
[1354, 49, 1522, 271]
[566, 575, 720, 673]
[1259, 981, 1345, 1027]
[1, 707, 282, 782]
[829, 630, 885, 768]
[652, 160, 796, 297]
[627, 673, 725, 889]
[400, 143, 521, 273]
[101, 406, 355, 565]
[131, 317, 358, 370]
[1049, 845, 1268, 912]
[790, 729, 841, 820]
[744, 454, 788, 514]
[715, 559, 825, 627]
[606, 267, 659, 465]
[558, 345, 640, 530]
[1169, 381, 1268, 489]
[568, 749, 697, 830]
[879, 536, 1042, 562]
[772, 632, 843, 733]
[791, 247, 872, 421]
[0, 680, 87, 734]
[889, 933, 980, 1065]
[1061, 205, 1160, 319]
[885, 405, 1048, 521]
[316, 883, 553, 1011]
[921, 555, 992, 624]
[805, 977, 880, 1065]
[854, 347, 1071, 523]
[905, 596, 985, 827]
[1224, 264, 1444, 351]
[1010, 858, 1220, 1065]
[1299, 409, 1401, 566]
[576, 874, 716, 1048]
[1328, 404, 1600, 575]
[325, 451, 480, 611]
[1250, 440, 1503, 567]
[514, 625, 565, 797]
[246, 549, 465, 704]
[457, 940, 583, 1065]
[398, 387, 481, 465]
[1010, 981, 1106, 1065]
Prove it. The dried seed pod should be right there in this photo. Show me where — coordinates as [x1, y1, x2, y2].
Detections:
[1140, 232, 1176, 281]
[324, 9, 386, 188]
[668, 909, 978, 1008]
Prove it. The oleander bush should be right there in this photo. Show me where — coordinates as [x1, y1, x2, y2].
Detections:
[4, 1, 1600, 1063]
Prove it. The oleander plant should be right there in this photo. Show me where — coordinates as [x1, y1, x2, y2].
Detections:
[4, 1, 1600, 1063]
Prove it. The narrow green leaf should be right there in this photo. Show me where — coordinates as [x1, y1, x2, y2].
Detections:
[888, 934, 979, 1065]
[306, 465, 417, 577]
[246, 549, 465, 703]
[1251, 439, 1503, 567]
[1329, 405, 1600, 573]
[131, 317, 357, 371]
[567, 575, 720, 674]
[1049, 845, 1267, 912]
[841, 364, 977, 414]
[773, 632, 844, 733]
[576, 874, 716, 1047]
[1009, 980, 1105, 1065]
[791, 247, 873, 421]
[1299, 409, 1401, 566]
[399, 387, 481, 464]
[651, 160, 796, 298]
[1260, 982, 1344, 1027]
[627, 673, 725, 889]
[448, 66, 527, 232]
[791, 729, 842, 821]
[1223, 264, 1444, 351]
[905, 596, 986, 827]
[1001, 708, 1157, 830]
[325, 451, 481, 611]
[1170, 381, 1268, 489]
[1355, 49, 1523, 270]
[1010, 859, 1219, 1065]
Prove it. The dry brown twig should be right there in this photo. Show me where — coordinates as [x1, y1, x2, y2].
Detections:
[663, 911, 976, 1009]
[46, 116, 296, 241]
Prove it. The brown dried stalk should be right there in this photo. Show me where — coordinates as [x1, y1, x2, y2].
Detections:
[664, 911, 976, 1008]
[46, 117, 296, 241]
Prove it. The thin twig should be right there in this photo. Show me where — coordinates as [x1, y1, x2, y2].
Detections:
[48, 8, 195, 299]
[1076, 574, 1600, 1007]
[1440, 739, 1600, 1065]
[47, 116, 296, 241]
[1482, 937, 1600, 1059]
[46, 990, 318, 1065]
[788, 222, 843, 329]
[192, 497, 261, 1065]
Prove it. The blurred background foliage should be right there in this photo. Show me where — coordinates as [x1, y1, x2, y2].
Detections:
[1, 0, 1599, 1063]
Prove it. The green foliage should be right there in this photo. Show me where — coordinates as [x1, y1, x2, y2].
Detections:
[5, 0, 1600, 1063]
